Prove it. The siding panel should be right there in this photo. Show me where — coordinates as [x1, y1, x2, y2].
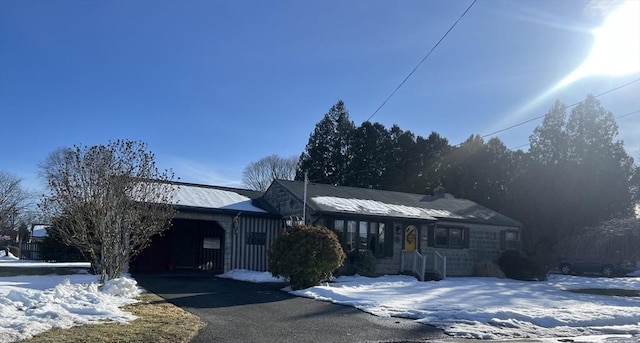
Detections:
[231, 217, 282, 272]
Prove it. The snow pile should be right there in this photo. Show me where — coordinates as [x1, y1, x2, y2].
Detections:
[217, 269, 287, 283]
[0, 251, 19, 261]
[101, 277, 141, 298]
[0, 275, 140, 343]
[290, 274, 640, 340]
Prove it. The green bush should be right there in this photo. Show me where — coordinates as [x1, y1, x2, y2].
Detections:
[269, 225, 345, 290]
[498, 250, 548, 281]
[337, 250, 377, 277]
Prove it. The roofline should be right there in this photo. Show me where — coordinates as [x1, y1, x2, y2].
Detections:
[432, 216, 523, 228]
[174, 205, 282, 219]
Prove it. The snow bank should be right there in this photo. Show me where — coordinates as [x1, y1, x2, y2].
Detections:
[0, 251, 19, 261]
[216, 269, 287, 283]
[290, 274, 640, 340]
[0, 275, 141, 343]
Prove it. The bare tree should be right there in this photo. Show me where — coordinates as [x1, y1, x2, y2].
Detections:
[0, 171, 33, 243]
[242, 154, 298, 191]
[39, 140, 177, 283]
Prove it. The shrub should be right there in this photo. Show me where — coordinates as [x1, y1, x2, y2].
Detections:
[269, 225, 345, 290]
[38, 235, 86, 262]
[473, 260, 505, 278]
[498, 250, 547, 281]
[337, 250, 377, 277]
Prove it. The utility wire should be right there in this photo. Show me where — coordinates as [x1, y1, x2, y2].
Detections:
[310, 80, 640, 184]
[365, 0, 478, 122]
[480, 78, 640, 139]
[509, 109, 640, 150]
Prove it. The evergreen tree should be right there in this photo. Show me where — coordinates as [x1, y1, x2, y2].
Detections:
[381, 125, 422, 192]
[297, 101, 356, 185]
[345, 121, 392, 189]
[520, 96, 636, 253]
[529, 100, 568, 166]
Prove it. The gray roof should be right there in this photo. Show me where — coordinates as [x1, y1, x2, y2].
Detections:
[273, 180, 522, 227]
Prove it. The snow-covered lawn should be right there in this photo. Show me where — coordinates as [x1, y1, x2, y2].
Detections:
[0, 253, 142, 343]
[220, 269, 640, 341]
[3, 255, 638, 342]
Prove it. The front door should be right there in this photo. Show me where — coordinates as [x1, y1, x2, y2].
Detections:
[404, 224, 418, 251]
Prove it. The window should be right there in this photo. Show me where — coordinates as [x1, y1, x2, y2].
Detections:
[501, 230, 520, 251]
[332, 218, 391, 257]
[435, 228, 448, 247]
[359, 221, 368, 250]
[429, 225, 470, 249]
[347, 221, 357, 251]
[449, 228, 462, 248]
[246, 232, 266, 245]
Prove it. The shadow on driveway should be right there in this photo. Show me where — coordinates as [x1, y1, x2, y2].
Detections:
[134, 272, 447, 343]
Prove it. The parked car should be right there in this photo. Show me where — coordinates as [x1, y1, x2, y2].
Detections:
[558, 259, 636, 277]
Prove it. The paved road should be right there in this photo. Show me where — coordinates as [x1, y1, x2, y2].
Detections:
[134, 272, 450, 343]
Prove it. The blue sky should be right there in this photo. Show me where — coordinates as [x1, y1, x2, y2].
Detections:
[1, 0, 639, 192]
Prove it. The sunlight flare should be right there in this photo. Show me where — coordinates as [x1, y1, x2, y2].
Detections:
[559, 0, 640, 87]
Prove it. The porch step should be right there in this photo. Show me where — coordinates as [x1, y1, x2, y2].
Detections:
[424, 271, 443, 281]
[400, 270, 443, 281]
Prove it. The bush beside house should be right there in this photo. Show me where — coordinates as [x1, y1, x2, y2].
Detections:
[269, 225, 345, 290]
[498, 250, 548, 281]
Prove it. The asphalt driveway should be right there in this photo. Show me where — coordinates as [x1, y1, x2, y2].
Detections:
[134, 272, 448, 343]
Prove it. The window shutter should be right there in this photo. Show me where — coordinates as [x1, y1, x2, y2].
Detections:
[427, 225, 435, 247]
[500, 231, 506, 250]
[384, 224, 393, 257]
[463, 227, 471, 249]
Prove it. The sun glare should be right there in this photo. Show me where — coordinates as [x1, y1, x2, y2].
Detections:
[493, 0, 640, 130]
[559, 0, 640, 87]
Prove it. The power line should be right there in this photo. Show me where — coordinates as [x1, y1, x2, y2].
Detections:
[480, 78, 640, 139]
[616, 110, 640, 120]
[365, 0, 478, 122]
[509, 109, 640, 150]
[310, 81, 640, 184]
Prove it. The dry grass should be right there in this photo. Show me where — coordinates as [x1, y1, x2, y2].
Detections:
[19, 293, 206, 343]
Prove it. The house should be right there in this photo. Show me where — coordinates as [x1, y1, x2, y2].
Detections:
[136, 179, 522, 279]
[261, 180, 522, 278]
[132, 182, 282, 273]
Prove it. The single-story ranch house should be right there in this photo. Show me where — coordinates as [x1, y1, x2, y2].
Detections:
[134, 179, 522, 279]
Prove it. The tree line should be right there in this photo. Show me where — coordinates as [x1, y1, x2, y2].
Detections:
[246, 97, 639, 256]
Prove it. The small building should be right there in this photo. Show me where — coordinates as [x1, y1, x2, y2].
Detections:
[136, 179, 522, 279]
[132, 182, 282, 273]
[261, 180, 522, 278]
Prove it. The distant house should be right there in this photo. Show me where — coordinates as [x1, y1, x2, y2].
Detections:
[136, 179, 522, 279]
[30, 225, 49, 242]
[261, 180, 522, 278]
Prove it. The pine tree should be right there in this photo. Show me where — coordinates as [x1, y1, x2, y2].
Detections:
[297, 101, 356, 185]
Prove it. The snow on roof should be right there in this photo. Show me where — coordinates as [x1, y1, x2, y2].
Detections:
[172, 184, 267, 213]
[312, 196, 450, 220]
